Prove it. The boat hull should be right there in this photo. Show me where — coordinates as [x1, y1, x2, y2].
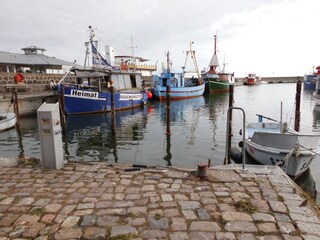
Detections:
[205, 78, 230, 92]
[243, 80, 258, 85]
[303, 74, 317, 90]
[304, 81, 316, 90]
[153, 84, 205, 100]
[0, 112, 17, 131]
[62, 86, 148, 115]
[245, 139, 316, 178]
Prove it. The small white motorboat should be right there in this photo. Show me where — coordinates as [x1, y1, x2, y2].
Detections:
[0, 112, 17, 132]
[245, 118, 320, 178]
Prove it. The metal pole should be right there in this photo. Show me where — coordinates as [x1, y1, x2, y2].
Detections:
[166, 85, 171, 135]
[294, 80, 301, 132]
[224, 107, 246, 170]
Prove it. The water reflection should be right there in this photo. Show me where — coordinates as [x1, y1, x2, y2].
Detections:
[312, 105, 320, 131]
[163, 134, 172, 166]
[204, 92, 229, 120]
[64, 107, 149, 162]
[203, 92, 229, 158]
[295, 169, 317, 200]
[155, 96, 206, 166]
[0, 116, 39, 158]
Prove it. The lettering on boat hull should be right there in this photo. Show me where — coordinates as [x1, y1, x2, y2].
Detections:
[70, 90, 99, 99]
[120, 93, 142, 101]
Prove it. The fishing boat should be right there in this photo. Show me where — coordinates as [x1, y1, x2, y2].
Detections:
[203, 35, 234, 92]
[152, 43, 205, 100]
[244, 73, 260, 85]
[304, 66, 320, 90]
[244, 114, 320, 178]
[303, 74, 317, 90]
[313, 73, 320, 106]
[0, 112, 16, 132]
[58, 26, 151, 115]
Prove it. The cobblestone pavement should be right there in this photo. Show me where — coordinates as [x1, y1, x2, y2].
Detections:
[0, 163, 319, 239]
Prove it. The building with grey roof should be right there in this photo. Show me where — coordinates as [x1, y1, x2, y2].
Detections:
[0, 46, 74, 74]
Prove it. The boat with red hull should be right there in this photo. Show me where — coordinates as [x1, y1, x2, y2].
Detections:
[244, 73, 260, 85]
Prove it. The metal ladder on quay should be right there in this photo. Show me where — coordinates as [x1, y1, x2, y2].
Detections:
[224, 107, 246, 170]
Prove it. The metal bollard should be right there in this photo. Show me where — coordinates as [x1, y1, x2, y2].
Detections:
[197, 162, 208, 179]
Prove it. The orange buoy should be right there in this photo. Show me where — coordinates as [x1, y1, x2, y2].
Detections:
[14, 73, 24, 84]
[147, 91, 152, 99]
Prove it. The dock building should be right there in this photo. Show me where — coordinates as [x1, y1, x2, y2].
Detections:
[0, 46, 74, 74]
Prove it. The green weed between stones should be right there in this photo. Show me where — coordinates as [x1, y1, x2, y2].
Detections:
[30, 207, 45, 216]
[234, 199, 257, 214]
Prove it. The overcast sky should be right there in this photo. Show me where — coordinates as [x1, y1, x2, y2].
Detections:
[1, 0, 319, 77]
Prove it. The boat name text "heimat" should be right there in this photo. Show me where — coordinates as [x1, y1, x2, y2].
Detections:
[71, 90, 99, 99]
[120, 94, 142, 101]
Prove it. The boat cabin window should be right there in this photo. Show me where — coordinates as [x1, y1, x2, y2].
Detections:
[99, 76, 110, 91]
[76, 77, 92, 86]
[162, 78, 168, 86]
[130, 75, 137, 88]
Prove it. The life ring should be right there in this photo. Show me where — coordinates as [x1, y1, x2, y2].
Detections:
[14, 73, 24, 84]
[170, 78, 176, 85]
[154, 81, 159, 87]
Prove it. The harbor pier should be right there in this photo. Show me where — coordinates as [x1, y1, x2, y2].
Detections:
[261, 76, 303, 84]
[0, 162, 319, 239]
[237, 76, 304, 84]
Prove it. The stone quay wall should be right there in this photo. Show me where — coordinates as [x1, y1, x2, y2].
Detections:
[0, 72, 75, 94]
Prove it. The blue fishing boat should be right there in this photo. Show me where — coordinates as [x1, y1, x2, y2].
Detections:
[304, 74, 317, 90]
[152, 43, 205, 100]
[58, 26, 151, 115]
[303, 66, 320, 90]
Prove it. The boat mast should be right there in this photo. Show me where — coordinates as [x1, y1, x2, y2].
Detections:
[166, 51, 170, 72]
[84, 25, 95, 68]
[131, 36, 137, 71]
[183, 41, 200, 79]
[208, 35, 219, 73]
[166, 51, 171, 79]
[214, 35, 217, 55]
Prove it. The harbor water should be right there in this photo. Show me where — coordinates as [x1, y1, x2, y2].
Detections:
[1, 83, 320, 204]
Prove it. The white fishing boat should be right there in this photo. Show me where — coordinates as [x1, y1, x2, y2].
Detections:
[244, 115, 320, 178]
[0, 112, 17, 132]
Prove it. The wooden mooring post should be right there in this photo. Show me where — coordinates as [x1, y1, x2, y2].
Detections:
[10, 87, 24, 159]
[166, 85, 171, 135]
[110, 85, 116, 134]
[294, 81, 301, 132]
[225, 84, 234, 164]
[11, 89, 20, 128]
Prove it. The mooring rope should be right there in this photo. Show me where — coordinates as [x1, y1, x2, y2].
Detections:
[297, 143, 320, 157]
